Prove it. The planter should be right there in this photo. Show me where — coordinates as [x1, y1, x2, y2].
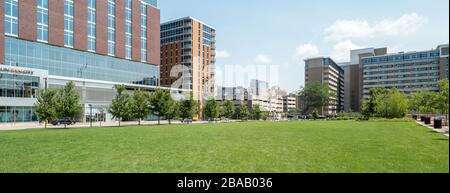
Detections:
[424, 117, 431, 125]
[420, 116, 425, 122]
[434, 118, 442, 129]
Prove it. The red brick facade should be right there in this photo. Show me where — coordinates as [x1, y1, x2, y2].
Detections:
[18, 0, 36, 41]
[1, 0, 160, 66]
[48, 0, 64, 46]
[115, 0, 125, 59]
[0, 1, 4, 64]
[147, 5, 160, 65]
[131, 0, 141, 61]
[96, 0, 108, 55]
[74, 0, 88, 51]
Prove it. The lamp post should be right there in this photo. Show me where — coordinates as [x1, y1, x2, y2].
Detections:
[88, 104, 93, 128]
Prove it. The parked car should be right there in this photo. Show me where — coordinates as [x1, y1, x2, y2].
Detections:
[51, 118, 76, 126]
[182, 118, 193, 124]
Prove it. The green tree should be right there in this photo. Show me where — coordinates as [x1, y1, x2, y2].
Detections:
[149, 88, 171, 125]
[54, 81, 82, 128]
[361, 87, 389, 118]
[375, 89, 408, 118]
[131, 89, 150, 126]
[252, 104, 262, 120]
[204, 98, 219, 122]
[109, 85, 132, 127]
[238, 104, 249, 120]
[222, 100, 235, 119]
[34, 89, 57, 128]
[435, 79, 449, 123]
[179, 97, 198, 120]
[165, 99, 180, 125]
[299, 81, 332, 114]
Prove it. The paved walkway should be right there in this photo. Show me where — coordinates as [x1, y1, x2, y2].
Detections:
[0, 120, 216, 131]
[416, 121, 449, 137]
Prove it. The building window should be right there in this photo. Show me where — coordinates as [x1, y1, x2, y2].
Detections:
[64, 0, 74, 47]
[4, 0, 19, 36]
[140, 3, 147, 62]
[36, 0, 49, 42]
[107, 0, 115, 56]
[88, 0, 96, 52]
[125, 0, 132, 59]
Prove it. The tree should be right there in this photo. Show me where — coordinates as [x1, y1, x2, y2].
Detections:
[131, 89, 150, 126]
[299, 81, 332, 114]
[54, 81, 82, 128]
[362, 87, 389, 118]
[252, 104, 262, 120]
[375, 89, 408, 118]
[238, 105, 249, 120]
[34, 89, 57, 128]
[179, 98, 198, 120]
[109, 85, 132, 127]
[165, 99, 180, 125]
[435, 79, 449, 124]
[149, 88, 171, 125]
[222, 100, 235, 119]
[204, 98, 219, 122]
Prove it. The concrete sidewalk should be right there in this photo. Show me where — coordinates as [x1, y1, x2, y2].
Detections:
[0, 120, 214, 131]
[416, 121, 449, 137]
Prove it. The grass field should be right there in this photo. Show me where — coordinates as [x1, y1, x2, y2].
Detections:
[0, 121, 448, 173]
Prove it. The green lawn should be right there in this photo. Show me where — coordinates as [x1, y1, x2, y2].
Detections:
[0, 121, 448, 173]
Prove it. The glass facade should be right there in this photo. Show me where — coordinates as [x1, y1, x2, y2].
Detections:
[125, 0, 132, 59]
[140, 3, 147, 62]
[107, 0, 115, 56]
[87, 0, 96, 52]
[64, 0, 74, 47]
[4, 37, 160, 86]
[142, 0, 157, 7]
[0, 72, 40, 98]
[36, 0, 49, 42]
[4, 0, 19, 36]
[0, 106, 37, 123]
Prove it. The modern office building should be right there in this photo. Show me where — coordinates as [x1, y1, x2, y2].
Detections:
[160, 16, 216, 117]
[341, 48, 387, 112]
[0, 0, 165, 123]
[304, 57, 344, 115]
[361, 44, 449, 98]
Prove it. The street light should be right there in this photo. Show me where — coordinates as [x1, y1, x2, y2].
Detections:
[88, 104, 93, 128]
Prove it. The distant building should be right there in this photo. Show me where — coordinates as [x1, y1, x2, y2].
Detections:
[160, 16, 216, 117]
[361, 44, 449, 98]
[282, 95, 296, 113]
[341, 48, 387, 112]
[304, 57, 344, 115]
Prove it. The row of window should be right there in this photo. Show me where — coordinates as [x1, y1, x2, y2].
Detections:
[364, 67, 440, 75]
[364, 78, 440, 86]
[362, 51, 441, 65]
[0, 106, 37, 123]
[4, 0, 151, 62]
[364, 72, 441, 81]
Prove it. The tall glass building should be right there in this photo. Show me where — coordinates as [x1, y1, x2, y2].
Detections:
[0, 0, 163, 123]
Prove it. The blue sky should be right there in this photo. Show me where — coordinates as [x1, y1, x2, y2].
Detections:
[159, 0, 450, 92]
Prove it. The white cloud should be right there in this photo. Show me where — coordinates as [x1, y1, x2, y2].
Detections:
[254, 54, 272, 64]
[294, 43, 320, 62]
[215, 50, 231, 59]
[330, 40, 363, 62]
[324, 13, 428, 42]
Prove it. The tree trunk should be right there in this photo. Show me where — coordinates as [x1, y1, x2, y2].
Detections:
[45, 120, 47, 129]
[158, 116, 160, 125]
[119, 119, 121, 127]
[64, 124, 67, 129]
[139, 119, 141, 126]
[169, 119, 171, 125]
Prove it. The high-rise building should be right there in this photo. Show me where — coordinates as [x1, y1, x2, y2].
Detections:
[0, 0, 162, 123]
[160, 16, 216, 117]
[341, 48, 387, 112]
[361, 44, 449, 98]
[304, 57, 344, 115]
